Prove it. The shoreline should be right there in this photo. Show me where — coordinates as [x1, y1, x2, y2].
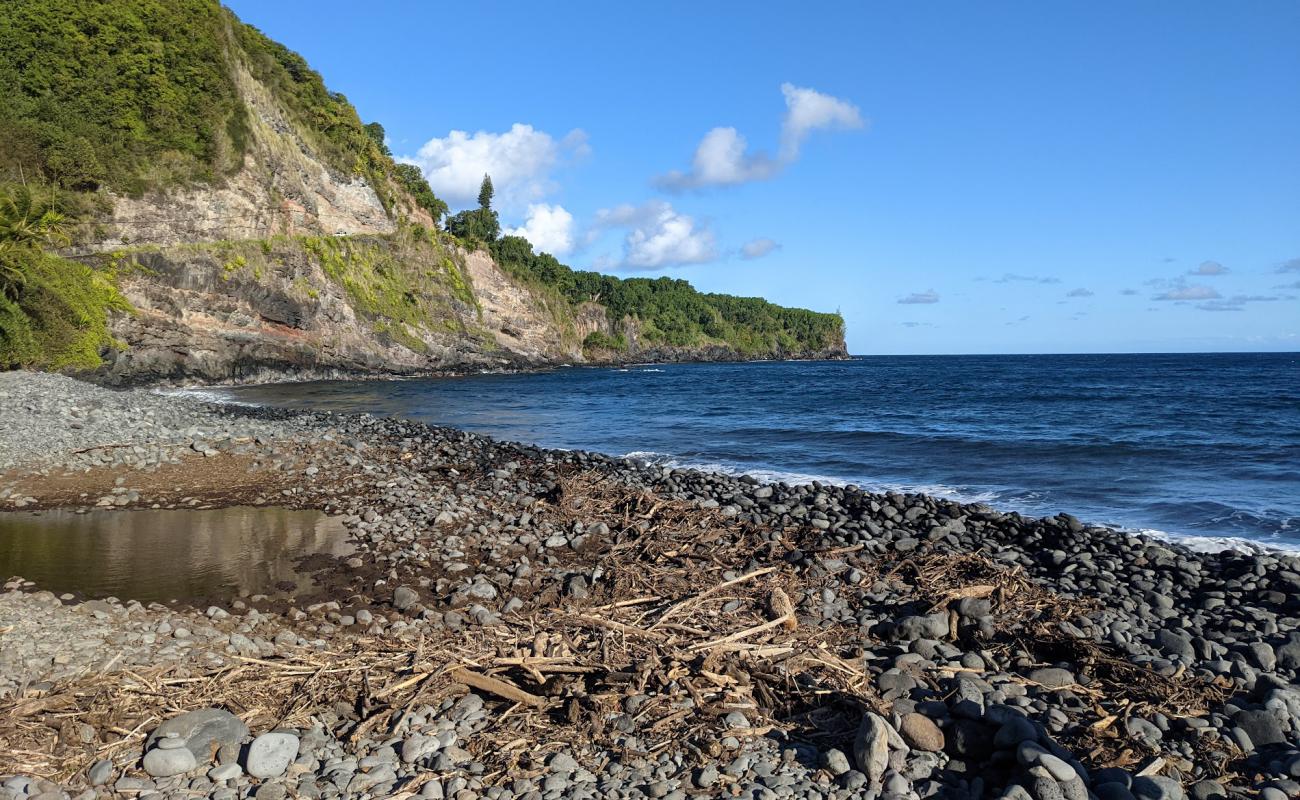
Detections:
[176, 375, 1300, 560]
[1, 371, 1298, 799]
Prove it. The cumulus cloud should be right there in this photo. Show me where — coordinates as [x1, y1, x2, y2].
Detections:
[1153, 285, 1220, 301]
[504, 204, 576, 255]
[995, 273, 1060, 284]
[592, 201, 717, 270]
[401, 124, 586, 207]
[1278, 258, 1300, 273]
[1066, 288, 1094, 298]
[778, 83, 865, 160]
[656, 83, 863, 190]
[898, 290, 940, 305]
[740, 237, 781, 260]
[1189, 260, 1229, 276]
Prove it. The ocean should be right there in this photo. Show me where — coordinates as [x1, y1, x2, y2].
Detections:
[207, 353, 1300, 552]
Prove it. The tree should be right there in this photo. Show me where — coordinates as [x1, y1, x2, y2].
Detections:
[0, 183, 70, 252]
[477, 174, 494, 211]
[393, 163, 447, 225]
[363, 122, 391, 156]
[445, 207, 499, 243]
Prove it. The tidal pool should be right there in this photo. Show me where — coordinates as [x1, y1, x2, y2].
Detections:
[0, 506, 353, 603]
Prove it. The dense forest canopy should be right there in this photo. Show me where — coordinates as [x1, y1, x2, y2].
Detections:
[0, 0, 448, 222]
[0, 1, 844, 369]
[490, 234, 843, 355]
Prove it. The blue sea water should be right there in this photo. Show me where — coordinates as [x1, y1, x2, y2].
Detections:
[210, 353, 1300, 551]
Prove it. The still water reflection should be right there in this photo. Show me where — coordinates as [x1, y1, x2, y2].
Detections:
[0, 506, 353, 603]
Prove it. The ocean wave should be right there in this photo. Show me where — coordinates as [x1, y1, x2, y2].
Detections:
[1138, 528, 1300, 556]
[622, 450, 1300, 555]
[155, 386, 264, 407]
[620, 451, 1002, 504]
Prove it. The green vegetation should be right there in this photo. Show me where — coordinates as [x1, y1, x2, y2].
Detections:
[446, 175, 501, 243]
[582, 331, 627, 352]
[489, 234, 843, 356]
[0, 184, 129, 369]
[0, 1, 244, 193]
[0, 0, 447, 222]
[0, 3, 842, 370]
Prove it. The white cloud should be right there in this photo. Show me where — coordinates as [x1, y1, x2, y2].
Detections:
[778, 83, 864, 161]
[656, 83, 863, 190]
[593, 201, 717, 270]
[740, 237, 781, 260]
[401, 124, 586, 207]
[898, 290, 940, 305]
[1189, 260, 1229, 276]
[1153, 285, 1220, 301]
[504, 204, 576, 255]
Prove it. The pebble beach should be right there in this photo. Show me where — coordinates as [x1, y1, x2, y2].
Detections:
[1, 371, 1298, 800]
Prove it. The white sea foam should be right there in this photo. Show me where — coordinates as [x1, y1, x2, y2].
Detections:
[622, 451, 1300, 555]
[154, 386, 263, 407]
[1139, 528, 1300, 556]
[621, 452, 1000, 504]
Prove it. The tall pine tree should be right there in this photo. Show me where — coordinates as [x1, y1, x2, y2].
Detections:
[477, 174, 494, 211]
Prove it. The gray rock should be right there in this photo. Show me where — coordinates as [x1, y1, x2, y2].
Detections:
[87, 760, 113, 786]
[209, 764, 242, 781]
[895, 614, 950, 641]
[245, 732, 300, 779]
[142, 745, 197, 777]
[1028, 668, 1076, 689]
[1233, 709, 1285, 749]
[1187, 780, 1226, 800]
[1154, 630, 1194, 663]
[853, 713, 891, 784]
[823, 748, 851, 776]
[393, 586, 419, 610]
[1038, 753, 1078, 782]
[1095, 783, 1138, 800]
[1132, 775, 1185, 800]
[147, 708, 248, 762]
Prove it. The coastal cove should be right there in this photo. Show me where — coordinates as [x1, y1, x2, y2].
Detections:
[205, 353, 1300, 552]
[2, 370, 1299, 800]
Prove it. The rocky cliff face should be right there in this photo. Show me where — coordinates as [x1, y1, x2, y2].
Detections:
[83, 65, 404, 253]
[67, 30, 844, 385]
[94, 234, 583, 385]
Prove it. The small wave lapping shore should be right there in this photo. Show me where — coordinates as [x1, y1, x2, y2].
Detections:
[1, 371, 1298, 800]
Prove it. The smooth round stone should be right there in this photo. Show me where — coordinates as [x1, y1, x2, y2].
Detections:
[899, 713, 945, 752]
[245, 732, 300, 779]
[156, 736, 187, 750]
[87, 760, 113, 786]
[1037, 753, 1078, 782]
[142, 746, 197, 778]
[1132, 775, 1185, 800]
[147, 708, 249, 761]
[209, 764, 242, 781]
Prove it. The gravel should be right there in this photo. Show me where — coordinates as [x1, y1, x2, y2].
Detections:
[1, 370, 1298, 799]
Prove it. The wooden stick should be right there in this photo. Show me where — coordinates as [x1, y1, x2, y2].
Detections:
[374, 672, 431, 700]
[449, 667, 545, 708]
[689, 613, 795, 652]
[652, 567, 775, 629]
[573, 615, 667, 642]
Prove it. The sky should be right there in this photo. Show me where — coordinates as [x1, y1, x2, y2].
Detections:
[224, 1, 1300, 354]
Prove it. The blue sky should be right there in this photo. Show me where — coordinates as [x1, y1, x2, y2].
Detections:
[225, 1, 1300, 354]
